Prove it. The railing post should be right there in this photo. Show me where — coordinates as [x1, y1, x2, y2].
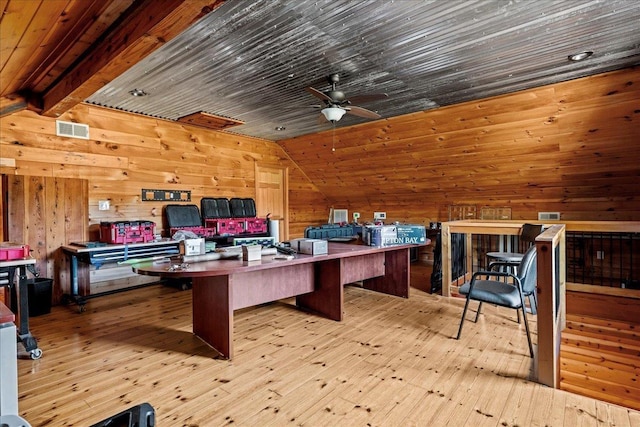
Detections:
[442, 222, 451, 297]
[535, 225, 566, 387]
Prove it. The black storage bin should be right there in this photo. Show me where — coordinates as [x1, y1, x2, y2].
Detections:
[28, 277, 53, 316]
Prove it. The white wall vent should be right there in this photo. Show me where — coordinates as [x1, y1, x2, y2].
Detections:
[56, 120, 89, 140]
[538, 212, 561, 220]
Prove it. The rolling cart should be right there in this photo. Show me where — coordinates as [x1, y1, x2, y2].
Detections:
[0, 258, 42, 360]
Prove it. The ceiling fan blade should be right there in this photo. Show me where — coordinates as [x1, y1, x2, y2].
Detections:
[306, 86, 332, 102]
[347, 93, 388, 104]
[347, 105, 381, 119]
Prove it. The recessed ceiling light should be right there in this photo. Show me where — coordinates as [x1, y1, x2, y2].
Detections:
[275, 126, 286, 131]
[568, 51, 594, 62]
[129, 88, 148, 97]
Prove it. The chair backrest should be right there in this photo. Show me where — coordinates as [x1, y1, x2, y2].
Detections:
[520, 223, 543, 244]
[517, 245, 537, 294]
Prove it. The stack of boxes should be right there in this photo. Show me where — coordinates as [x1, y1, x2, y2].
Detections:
[99, 221, 156, 244]
[289, 238, 328, 255]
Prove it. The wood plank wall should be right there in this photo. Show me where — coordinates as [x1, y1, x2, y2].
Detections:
[0, 104, 330, 240]
[279, 67, 640, 225]
[0, 67, 638, 270]
[3, 176, 88, 302]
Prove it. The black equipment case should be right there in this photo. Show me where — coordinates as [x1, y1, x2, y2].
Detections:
[89, 402, 155, 427]
[164, 204, 217, 238]
[229, 197, 257, 218]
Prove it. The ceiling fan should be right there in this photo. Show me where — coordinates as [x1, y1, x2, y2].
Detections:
[306, 73, 388, 122]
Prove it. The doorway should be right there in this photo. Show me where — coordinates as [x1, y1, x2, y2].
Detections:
[254, 164, 288, 242]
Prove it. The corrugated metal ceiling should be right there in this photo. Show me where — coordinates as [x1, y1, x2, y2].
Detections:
[86, 0, 640, 140]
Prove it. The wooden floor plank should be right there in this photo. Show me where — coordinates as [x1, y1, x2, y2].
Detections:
[561, 313, 640, 413]
[15, 284, 640, 426]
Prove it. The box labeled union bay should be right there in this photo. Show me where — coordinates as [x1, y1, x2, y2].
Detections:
[395, 225, 427, 245]
[364, 224, 426, 246]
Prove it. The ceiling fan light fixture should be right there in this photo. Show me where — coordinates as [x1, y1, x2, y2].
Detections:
[321, 107, 346, 122]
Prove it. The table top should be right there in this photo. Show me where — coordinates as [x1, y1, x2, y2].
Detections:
[133, 242, 428, 278]
[61, 239, 179, 254]
[0, 257, 37, 268]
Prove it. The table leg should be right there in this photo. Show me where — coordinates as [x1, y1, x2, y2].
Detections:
[16, 267, 41, 358]
[363, 247, 410, 298]
[192, 275, 233, 359]
[16, 267, 30, 334]
[61, 254, 89, 312]
[297, 258, 343, 321]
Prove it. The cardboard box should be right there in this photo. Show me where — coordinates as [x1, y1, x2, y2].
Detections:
[363, 225, 397, 247]
[297, 239, 328, 255]
[396, 225, 427, 244]
[242, 244, 262, 261]
[180, 238, 205, 256]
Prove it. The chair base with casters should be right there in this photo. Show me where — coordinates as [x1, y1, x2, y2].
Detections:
[456, 246, 537, 358]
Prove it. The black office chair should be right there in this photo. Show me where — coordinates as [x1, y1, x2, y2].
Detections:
[486, 223, 542, 313]
[456, 245, 537, 357]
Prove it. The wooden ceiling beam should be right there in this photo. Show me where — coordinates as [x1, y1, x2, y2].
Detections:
[0, 94, 28, 117]
[25, 0, 134, 95]
[40, 0, 226, 118]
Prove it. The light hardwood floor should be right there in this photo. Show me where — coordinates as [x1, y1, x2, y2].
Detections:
[17, 282, 640, 426]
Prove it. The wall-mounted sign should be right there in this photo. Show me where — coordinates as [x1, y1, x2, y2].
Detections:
[142, 188, 191, 202]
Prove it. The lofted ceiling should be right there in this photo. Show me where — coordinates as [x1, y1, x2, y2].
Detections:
[1, 0, 640, 141]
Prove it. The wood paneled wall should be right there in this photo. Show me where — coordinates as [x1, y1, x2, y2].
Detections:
[0, 67, 638, 258]
[3, 176, 88, 301]
[0, 104, 330, 241]
[279, 67, 640, 225]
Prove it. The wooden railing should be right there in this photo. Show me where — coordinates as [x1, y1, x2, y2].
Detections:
[534, 224, 566, 387]
[441, 220, 640, 387]
[441, 220, 565, 386]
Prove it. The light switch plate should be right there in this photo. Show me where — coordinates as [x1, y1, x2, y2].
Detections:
[98, 200, 110, 211]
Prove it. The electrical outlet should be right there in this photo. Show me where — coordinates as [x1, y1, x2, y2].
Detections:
[98, 200, 110, 211]
[374, 211, 386, 220]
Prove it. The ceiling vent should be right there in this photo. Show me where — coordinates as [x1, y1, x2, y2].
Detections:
[56, 120, 89, 139]
[538, 212, 561, 220]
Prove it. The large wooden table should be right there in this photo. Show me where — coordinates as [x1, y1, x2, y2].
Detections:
[133, 242, 423, 359]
